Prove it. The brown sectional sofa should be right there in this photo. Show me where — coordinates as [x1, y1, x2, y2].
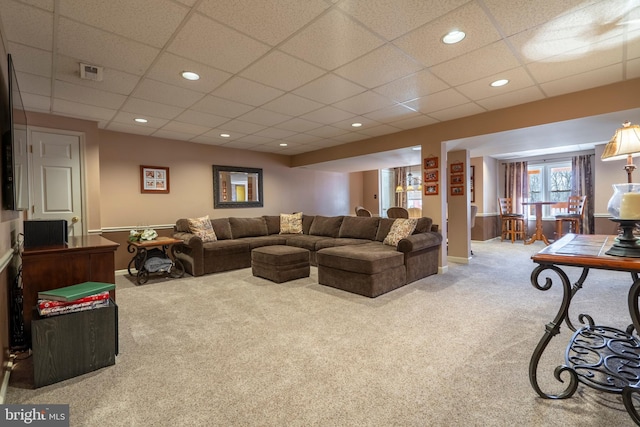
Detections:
[172, 214, 442, 296]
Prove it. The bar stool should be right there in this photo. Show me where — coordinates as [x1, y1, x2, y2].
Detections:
[499, 198, 526, 243]
[555, 195, 587, 238]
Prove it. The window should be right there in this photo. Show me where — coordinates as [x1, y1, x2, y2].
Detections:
[527, 162, 572, 218]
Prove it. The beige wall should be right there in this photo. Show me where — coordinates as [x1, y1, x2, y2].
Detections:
[362, 170, 379, 215]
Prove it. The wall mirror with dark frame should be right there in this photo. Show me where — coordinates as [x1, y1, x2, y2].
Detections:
[213, 165, 263, 208]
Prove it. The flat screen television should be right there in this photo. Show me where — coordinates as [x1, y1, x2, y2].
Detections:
[2, 53, 28, 211]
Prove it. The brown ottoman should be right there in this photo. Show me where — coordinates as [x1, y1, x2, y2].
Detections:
[251, 245, 310, 283]
[316, 244, 406, 298]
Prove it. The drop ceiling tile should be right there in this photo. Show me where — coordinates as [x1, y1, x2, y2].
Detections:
[429, 41, 521, 86]
[394, 2, 502, 67]
[293, 73, 365, 104]
[540, 64, 623, 97]
[332, 132, 369, 143]
[428, 102, 486, 122]
[218, 119, 266, 134]
[160, 121, 210, 136]
[219, 140, 260, 150]
[374, 70, 449, 103]
[21, 92, 51, 112]
[191, 95, 254, 118]
[390, 114, 438, 130]
[403, 89, 469, 114]
[133, 78, 204, 108]
[212, 77, 284, 107]
[241, 51, 325, 91]
[476, 86, 546, 110]
[15, 72, 50, 96]
[334, 44, 423, 88]
[277, 118, 323, 133]
[201, 128, 248, 142]
[300, 106, 355, 124]
[0, 0, 53, 50]
[121, 98, 183, 120]
[112, 111, 169, 128]
[57, 17, 160, 75]
[356, 123, 402, 137]
[52, 98, 116, 122]
[20, 0, 54, 11]
[628, 58, 640, 79]
[283, 133, 323, 144]
[54, 80, 127, 109]
[331, 116, 378, 131]
[333, 91, 395, 115]
[483, 0, 595, 37]
[456, 67, 536, 100]
[151, 129, 193, 141]
[364, 104, 420, 122]
[197, 0, 329, 46]
[280, 9, 385, 70]
[190, 135, 231, 146]
[262, 94, 324, 117]
[105, 121, 156, 136]
[174, 110, 229, 128]
[236, 134, 274, 145]
[525, 38, 623, 83]
[628, 29, 640, 59]
[305, 125, 349, 138]
[59, 0, 189, 48]
[237, 108, 292, 127]
[8, 43, 52, 78]
[337, 0, 467, 41]
[145, 52, 231, 93]
[167, 13, 270, 74]
[55, 55, 141, 95]
[254, 127, 297, 139]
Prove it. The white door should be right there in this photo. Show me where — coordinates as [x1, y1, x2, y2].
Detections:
[30, 130, 84, 236]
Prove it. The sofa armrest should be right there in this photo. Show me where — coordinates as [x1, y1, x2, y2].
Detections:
[173, 232, 203, 251]
[397, 232, 442, 253]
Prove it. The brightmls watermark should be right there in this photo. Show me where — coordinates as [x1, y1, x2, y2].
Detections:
[1, 405, 69, 426]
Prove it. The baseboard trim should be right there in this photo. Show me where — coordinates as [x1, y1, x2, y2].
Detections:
[438, 265, 449, 274]
[448, 256, 470, 264]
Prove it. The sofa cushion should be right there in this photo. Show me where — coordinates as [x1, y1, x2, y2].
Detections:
[317, 243, 404, 275]
[280, 212, 303, 234]
[210, 217, 232, 240]
[263, 215, 281, 235]
[384, 218, 417, 246]
[302, 214, 314, 234]
[339, 216, 380, 240]
[175, 218, 190, 233]
[187, 215, 217, 243]
[309, 215, 343, 237]
[414, 217, 433, 234]
[230, 217, 268, 239]
[375, 218, 395, 242]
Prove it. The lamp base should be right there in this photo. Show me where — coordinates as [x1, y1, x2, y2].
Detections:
[606, 219, 640, 257]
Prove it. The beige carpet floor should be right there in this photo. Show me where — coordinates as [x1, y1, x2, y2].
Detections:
[6, 239, 640, 426]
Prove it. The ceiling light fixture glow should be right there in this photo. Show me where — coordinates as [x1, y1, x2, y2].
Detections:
[490, 79, 509, 87]
[181, 71, 200, 81]
[351, 122, 362, 127]
[220, 133, 230, 138]
[279, 143, 288, 147]
[442, 30, 466, 44]
[134, 118, 148, 123]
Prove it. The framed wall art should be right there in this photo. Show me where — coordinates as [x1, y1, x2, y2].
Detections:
[424, 170, 438, 182]
[450, 185, 464, 196]
[470, 165, 475, 203]
[140, 165, 169, 194]
[424, 184, 439, 195]
[451, 174, 464, 185]
[450, 162, 464, 174]
[424, 157, 438, 169]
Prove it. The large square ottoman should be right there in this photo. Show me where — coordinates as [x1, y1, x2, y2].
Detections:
[316, 244, 406, 298]
[251, 245, 310, 283]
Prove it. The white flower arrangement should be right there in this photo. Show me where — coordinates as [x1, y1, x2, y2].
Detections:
[129, 228, 158, 241]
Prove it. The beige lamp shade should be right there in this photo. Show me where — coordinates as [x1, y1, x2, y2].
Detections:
[601, 121, 640, 161]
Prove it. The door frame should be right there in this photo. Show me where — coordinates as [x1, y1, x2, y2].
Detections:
[27, 126, 87, 236]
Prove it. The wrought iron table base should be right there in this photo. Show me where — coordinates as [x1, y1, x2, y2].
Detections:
[127, 243, 185, 285]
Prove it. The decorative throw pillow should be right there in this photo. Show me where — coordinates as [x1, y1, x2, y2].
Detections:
[383, 218, 418, 247]
[187, 215, 217, 242]
[280, 212, 303, 234]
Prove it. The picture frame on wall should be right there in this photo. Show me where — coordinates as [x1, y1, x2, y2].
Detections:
[451, 162, 464, 174]
[424, 184, 439, 195]
[424, 157, 438, 169]
[470, 165, 475, 203]
[140, 165, 170, 194]
[451, 185, 464, 196]
[424, 170, 438, 182]
[451, 174, 464, 185]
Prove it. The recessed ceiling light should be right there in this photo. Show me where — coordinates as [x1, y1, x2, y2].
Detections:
[490, 79, 509, 87]
[442, 30, 466, 44]
[351, 122, 362, 127]
[134, 118, 148, 123]
[220, 133, 230, 138]
[181, 71, 200, 81]
[279, 143, 288, 147]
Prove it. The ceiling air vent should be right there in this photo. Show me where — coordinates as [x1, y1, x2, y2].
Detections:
[79, 63, 104, 81]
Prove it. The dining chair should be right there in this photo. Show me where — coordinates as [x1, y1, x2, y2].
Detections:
[354, 205, 365, 215]
[387, 207, 409, 218]
[555, 195, 587, 238]
[498, 198, 526, 243]
[407, 207, 422, 218]
[355, 207, 372, 217]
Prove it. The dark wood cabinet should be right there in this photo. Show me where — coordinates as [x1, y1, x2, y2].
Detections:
[22, 235, 119, 341]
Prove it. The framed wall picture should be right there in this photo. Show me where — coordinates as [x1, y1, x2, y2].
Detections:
[424, 170, 438, 182]
[424, 184, 439, 195]
[451, 185, 464, 196]
[140, 165, 170, 194]
[424, 157, 438, 169]
[470, 165, 475, 203]
[451, 162, 464, 174]
[451, 174, 464, 185]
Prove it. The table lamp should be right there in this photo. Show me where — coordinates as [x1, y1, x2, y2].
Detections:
[601, 121, 640, 257]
